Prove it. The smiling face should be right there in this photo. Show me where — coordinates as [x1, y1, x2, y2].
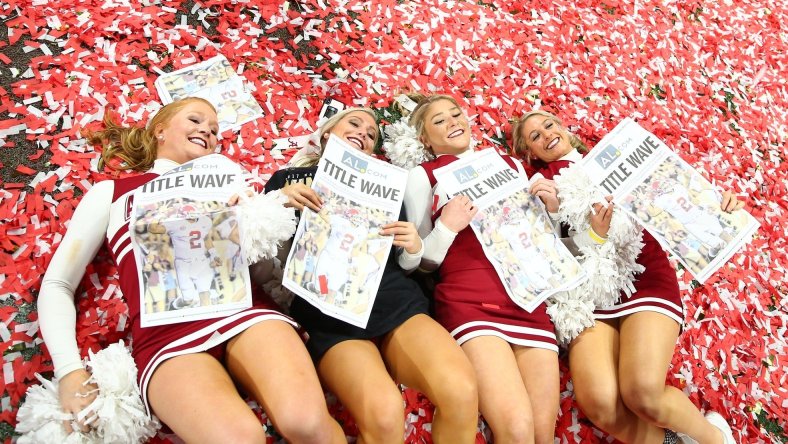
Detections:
[518, 113, 574, 163]
[155, 99, 219, 164]
[420, 98, 471, 156]
[327, 110, 378, 155]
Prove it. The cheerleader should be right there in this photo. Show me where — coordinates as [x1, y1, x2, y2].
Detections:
[402, 95, 559, 444]
[511, 110, 740, 444]
[38, 98, 345, 443]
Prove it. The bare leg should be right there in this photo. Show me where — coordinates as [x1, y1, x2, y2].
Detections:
[147, 353, 266, 444]
[462, 336, 534, 444]
[225, 320, 345, 444]
[380, 314, 479, 443]
[513, 346, 559, 444]
[619, 312, 723, 444]
[318, 340, 404, 444]
[568, 319, 665, 443]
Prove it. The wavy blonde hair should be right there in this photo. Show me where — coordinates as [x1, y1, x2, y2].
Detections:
[291, 107, 380, 168]
[85, 97, 215, 172]
[511, 110, 588, 164]
[406, 94, 464, 158]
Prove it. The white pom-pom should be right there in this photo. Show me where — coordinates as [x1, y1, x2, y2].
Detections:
[84, 343, 159, 443]
[16, 376, 77, 444]
[546, 292, 597, 344]
[16, 341, 159, 444]
[382, 119, 430, 169]
[544, 162, 646, 343]
[238, 191, 297, 264]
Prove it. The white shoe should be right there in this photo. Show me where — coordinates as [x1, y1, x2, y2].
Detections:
[705, 411, 736, 444]
[675, 431, 697, 444]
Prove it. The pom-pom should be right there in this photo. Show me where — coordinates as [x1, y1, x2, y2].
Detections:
[238, 190, 297, 264]
[545, 291, 597, 344]
[546, 162, 646, 344]
[16, 342, 159, 444]
[382, 119, 430, 169]
[16, 376, 75, 444]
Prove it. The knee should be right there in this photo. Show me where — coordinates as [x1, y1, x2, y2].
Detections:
[356, 388, 406, 442]
[620, 379, 666, 423]
[574, 385, 621, 432]
[274, 403, 337, 444]
[223, 417, 267, 444]
[431, 371, 479, 421]
[486, 408, 534, 444]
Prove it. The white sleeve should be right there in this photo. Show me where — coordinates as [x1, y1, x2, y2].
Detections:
[397, 242, 423, 272]
[403, 167, 457, 272]
[38, 181, 113, 379]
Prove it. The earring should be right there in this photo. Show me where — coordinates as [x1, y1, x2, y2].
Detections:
[158, 135, 164, 140]
[322, 133, 329, 140]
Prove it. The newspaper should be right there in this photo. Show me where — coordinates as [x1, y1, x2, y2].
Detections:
[282, 135, 408, 328]
[433, 149, 587, 312]
[581, 118, 760, 283]
[130, 154, 253, 327]
[155, 55, 264, 133]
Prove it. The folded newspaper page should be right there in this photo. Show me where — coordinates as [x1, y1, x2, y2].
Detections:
[581, 118, 760, 283]
[433, 149, 587, 312]
[282, 135, 408, 328]
[130, 154, 253, 327]
[155, 55, 264, 133]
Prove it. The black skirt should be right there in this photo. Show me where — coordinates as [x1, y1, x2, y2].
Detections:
[291, 259, 430, 361]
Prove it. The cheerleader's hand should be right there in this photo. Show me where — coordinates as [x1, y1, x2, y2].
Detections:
[381, 221, 422, 254]
[720, 190, 745, 212]
[589, 196, 614, 238]
[529, 178, 560, 213]
[58, 368, 98, 433]
[227, 189, 256, 206]
[280, 183, 322, 212]
[439, 195, 478, 233]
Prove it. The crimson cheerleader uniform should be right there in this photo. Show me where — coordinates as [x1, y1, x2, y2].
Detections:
[404, 151, 558, 352]
[535, 150, 683, 324]
[39, 159, 296, 412]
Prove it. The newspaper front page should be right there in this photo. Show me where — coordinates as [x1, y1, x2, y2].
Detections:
[581, 118, 760, 283]
[130, 154, 253, 327]
[155, 55, 264, 133]
[282, 135, 409, 328]
[433, 149, 586, 312]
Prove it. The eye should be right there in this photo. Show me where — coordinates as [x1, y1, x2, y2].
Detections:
[545, 122, 553, 129]
[532, 133, 540, 142]
[452, 113, 462, 119]
[434, 119, 444, 125]
[189, 117, 200, 124]
[349, 120, 359, 127]
[367, 132, 375, 140]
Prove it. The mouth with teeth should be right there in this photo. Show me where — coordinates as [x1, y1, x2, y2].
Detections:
[346, 136, 364, 150]
[448, 129, 464, 138]
[546, 136, 561, 150]
[189, 137, 208, 149]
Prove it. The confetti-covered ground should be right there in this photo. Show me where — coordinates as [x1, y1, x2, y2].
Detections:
[1, 0, 786, 442]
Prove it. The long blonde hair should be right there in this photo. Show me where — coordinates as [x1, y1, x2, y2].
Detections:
[85, 97, 215, 172]
[290, 107, 379, 168]
[511, 110, 588, 164]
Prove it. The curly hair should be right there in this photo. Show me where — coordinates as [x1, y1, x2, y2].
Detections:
[85, 97, 215, 172]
